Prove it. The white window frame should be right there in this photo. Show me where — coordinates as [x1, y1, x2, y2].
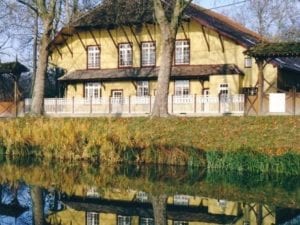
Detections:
[85, 82, 101, 99]
[118, 215, 131, 225]
[175, 40, 190, 65]
[87, 212, 99, 225]
[136, 191, 149, 202]
[244, 56, 252, 68]
[141, 42, 156, 67]
[140, 217, 154, 225]
[174, 221, 188, 225]
[87, 46, 100, 69]
[173, 195, 189, 206]
[136, 81, 149, 97]
[119, 43, 133, 67]
[219, 83, 229, 95]
[175, 80, 190, 96]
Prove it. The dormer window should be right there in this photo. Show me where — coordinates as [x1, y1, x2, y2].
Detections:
[175, 40, 190, 65]
[119, 43, 133, 67]
[87, 46, 100, 69]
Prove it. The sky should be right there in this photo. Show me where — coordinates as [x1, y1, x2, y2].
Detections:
[195, 0, 242, 9]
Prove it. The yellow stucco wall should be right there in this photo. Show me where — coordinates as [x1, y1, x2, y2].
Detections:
[51, 19, 278, 98]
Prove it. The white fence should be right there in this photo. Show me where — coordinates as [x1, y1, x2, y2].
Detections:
[24, 94, 245, 116]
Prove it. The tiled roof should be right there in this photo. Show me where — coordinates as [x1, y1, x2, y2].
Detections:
[59, 64, 244, 81]
[51, 2, 262, 49]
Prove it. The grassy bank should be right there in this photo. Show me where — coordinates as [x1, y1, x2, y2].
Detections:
[0, 116, 299, 174]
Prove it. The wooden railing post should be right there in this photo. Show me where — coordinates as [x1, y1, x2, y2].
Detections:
[90, 97, 93, 114]
[149, 95, 152, 113]
[194, 94, 197, 113]
[72, 97, 75, 114]
[293, 87, 296, 116]
[55, 97, 58, 114]
[128, 96, 131, 114]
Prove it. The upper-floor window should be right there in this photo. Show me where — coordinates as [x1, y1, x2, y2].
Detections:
[244, 56, 252, 68]
[119, 43, 133, 67]
[86, 212, 99, 225]
[118, 215, 131, 225]
[175, 80, 189, 96]
[219, 83, 229, 95]
[175, 40, 190, 65]
[136, 81, 149, 96]
[141, 42, 155, 67]
[87, 46, 100, 69]
[85, 82, 101, 99]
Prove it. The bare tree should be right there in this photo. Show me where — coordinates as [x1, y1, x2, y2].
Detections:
[223, 0, 300, 41]
[15, 0, 85, 115]
[151, 0, 192, 117]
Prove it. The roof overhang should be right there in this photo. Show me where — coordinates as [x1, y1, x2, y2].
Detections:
[59, 64, 244, 82]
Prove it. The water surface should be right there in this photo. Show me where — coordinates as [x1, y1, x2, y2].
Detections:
[0, 158, 299, 225]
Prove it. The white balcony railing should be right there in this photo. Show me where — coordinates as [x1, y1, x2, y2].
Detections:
[24, 94, 245, 116]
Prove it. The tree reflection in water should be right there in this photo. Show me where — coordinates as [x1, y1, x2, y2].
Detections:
[0, 159, 299, 225]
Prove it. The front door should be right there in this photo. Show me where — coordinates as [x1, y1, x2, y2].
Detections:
[203, 89, 210, 112]
[111, 90, 124, 113]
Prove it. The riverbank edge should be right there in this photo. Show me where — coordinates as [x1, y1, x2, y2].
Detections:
[0, 117, 299, 175]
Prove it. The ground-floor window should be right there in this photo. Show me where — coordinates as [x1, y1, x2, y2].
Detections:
[86, 212, 99, 225]
[139, 217, 154, 225]
[85, 82, 101, 99]
[136, 81, 149, 96]
[174, 195, 189, 205]
[118, 215, 131, 225]
[175, 80, 190, 96]
[173, 221, 188, 225]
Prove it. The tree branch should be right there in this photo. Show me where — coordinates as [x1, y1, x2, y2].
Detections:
[16, 0, 38, 14]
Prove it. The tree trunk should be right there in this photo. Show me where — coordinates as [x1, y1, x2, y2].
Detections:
[30, 19, 53, 115]
[256, 59, 264, 115]
[151, 37, 175, 117]
[151, 194, 167, 225]
[31, 186, 45, 225]
[31, 12, 38, 97]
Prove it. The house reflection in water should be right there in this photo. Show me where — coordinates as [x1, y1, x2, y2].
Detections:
[47, 189, 300, 225]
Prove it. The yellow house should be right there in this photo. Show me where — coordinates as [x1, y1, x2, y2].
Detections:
[49, 191, 282, 225]
[47, 1, 299, 115]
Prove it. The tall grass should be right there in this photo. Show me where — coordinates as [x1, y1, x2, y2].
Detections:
[0, 116, 299, 174]
[206, 150, 300, 175]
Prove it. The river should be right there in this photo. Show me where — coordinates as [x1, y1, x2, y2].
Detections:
[0, 157, 299, 225]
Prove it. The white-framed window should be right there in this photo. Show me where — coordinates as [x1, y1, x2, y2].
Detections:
[174, 195, 189, 206]
[118, 215, 131, 225]
[85, 82, 101, 99]
[174, 221, 188, 225]
[219, 83, 229, 95]
[87, 212, 99, 225]
[141, 42, 155, 66]
[175, 40, 190, 65]
[175, 80, 190, 96]
[244, 56, 252, 68]
[119, 43, 133, 67]
[136, 81, 149, 96]
[87, 46, 100, 69]
[136, 191, 149, 202]
[140, 217, 154, 225]
[112, 90, 123, 98]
